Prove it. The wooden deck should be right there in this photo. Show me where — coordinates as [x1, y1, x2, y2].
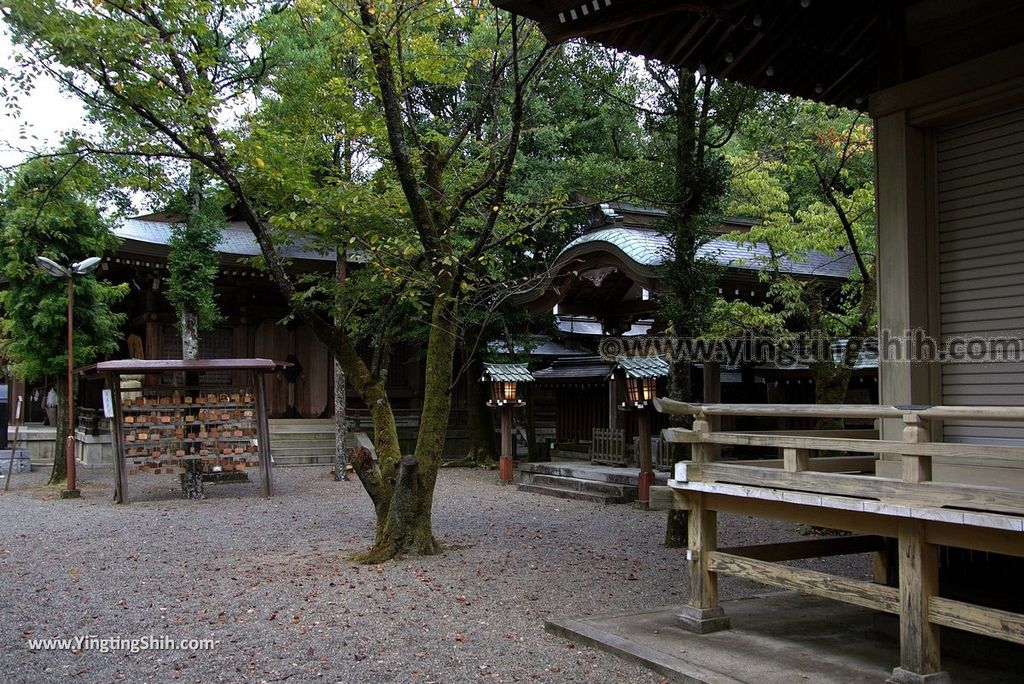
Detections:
[651, 400, 1024, 683]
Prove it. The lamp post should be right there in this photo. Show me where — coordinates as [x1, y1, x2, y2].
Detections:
[614, 359, 663, 505]
[482, 364, 533, 483]
[35, 255, 102, 499]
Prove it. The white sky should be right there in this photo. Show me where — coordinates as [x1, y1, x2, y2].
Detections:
[0, 26, 87, 170]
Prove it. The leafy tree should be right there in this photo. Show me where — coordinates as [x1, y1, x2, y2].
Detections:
[2, 0, 557, 560]
[719, 101, 876, 413]
[623, 63, 758, 546]
[166, 176, 223, 360]
[0, 153, 127, 485]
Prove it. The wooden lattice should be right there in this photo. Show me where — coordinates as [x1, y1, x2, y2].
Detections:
[590, 427, 626, 466]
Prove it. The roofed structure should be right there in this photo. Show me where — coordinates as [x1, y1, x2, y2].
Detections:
[494, 0, 1024, 111]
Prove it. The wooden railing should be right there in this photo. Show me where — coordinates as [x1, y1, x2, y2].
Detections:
[651, 399, 1024, 681]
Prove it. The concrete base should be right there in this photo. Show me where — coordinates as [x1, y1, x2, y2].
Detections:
[545, 592, 1022, 684]
[676, 605, 731, 634]
[888, 667, 952, 684]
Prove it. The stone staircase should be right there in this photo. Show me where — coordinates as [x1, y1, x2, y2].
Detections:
[517, 461, 669, 504]
[269, 419, 341, 467]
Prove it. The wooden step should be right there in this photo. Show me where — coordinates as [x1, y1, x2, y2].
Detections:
[522, 473, 633, 497]
[516, 482, 631, 504]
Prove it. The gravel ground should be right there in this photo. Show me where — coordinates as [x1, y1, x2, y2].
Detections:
[0, 465, 870, 684]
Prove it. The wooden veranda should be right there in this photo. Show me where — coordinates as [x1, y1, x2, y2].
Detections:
[650, 400, 1024, 680]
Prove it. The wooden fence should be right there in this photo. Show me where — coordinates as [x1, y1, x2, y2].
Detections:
[650, 399, 1024, 681]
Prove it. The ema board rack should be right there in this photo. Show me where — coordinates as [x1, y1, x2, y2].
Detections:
[82, 358, 284, 503]
[120, 389, 261, 477]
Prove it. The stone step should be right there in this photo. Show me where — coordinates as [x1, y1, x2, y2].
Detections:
[271, 446, 336, 457]
[272, 453, 337, 467]
[269, 431, 336, 441]
[519, 462, 642, 486]
[521, 473, 632, 497]
[550, 449, 588, 462]
[516, 482, 631, 504]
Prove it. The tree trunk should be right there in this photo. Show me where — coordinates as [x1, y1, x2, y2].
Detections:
[47, 374, 68, 486]
[334, 248, 348, 481]
[181, 310, 199, 360]
[356, 298, 456, 562]
[664, 358, 690, 547]
[335, 359, 348, 480]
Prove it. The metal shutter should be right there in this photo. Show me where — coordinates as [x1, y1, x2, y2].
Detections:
[938, 105, 1024, 444]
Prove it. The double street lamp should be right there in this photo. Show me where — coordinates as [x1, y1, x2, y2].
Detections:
[35, 255, 102, 500]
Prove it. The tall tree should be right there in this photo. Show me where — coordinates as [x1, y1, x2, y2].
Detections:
[630, 63, 757, 546]
[719, 101, 876, 413]
[0, 153, 127, 485]
[166, 174, 223, 360]
[2, 0, 556, 560]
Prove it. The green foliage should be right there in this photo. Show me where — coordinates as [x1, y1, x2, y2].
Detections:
[720, 100, 876, 340]
[0, 154, 127, 381]
[166, 192, 223, 332]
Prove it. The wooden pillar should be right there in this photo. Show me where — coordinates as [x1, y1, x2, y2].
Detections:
[677, 410, 730, 633]
[893, 519, 948, 683]
[890, 411, 948, 683]
[254, 371, 274, 497]
[608, 376, 619, 430]
[499, 407, 514, 482]
[110, 374, 129, 504]
[636, 409, 652, 504]
[875, 112, 940, 441]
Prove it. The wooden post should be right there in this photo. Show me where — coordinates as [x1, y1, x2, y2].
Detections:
[499, 407, 514, 482]
[901, 413, 932, 483]
[636, 409, 652, 504]
[891, 412, 948, 682]
[109, 374, 129, 504]
[783, 447, 812, 472]
[254, 371, 274, 497]
[893, 519, 949, 683]
[677, 410, 730, 633]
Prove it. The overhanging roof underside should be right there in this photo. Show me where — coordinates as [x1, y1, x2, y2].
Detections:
[495, 0, 889, 110]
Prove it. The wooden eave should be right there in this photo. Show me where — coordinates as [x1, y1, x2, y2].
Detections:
[494, 0, 902, 111]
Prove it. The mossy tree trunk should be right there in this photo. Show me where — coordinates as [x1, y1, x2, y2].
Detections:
[354, 298, 457, 562]
[46, 374, 69, 486]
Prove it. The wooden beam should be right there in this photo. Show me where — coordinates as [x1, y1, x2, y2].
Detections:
[702, 491, 900, 537]
[721, 534, 887, 562]
[707, 551, 900, 614]
[929, 596, 1024, 647]
[699, 431, 1024, 467]
[897, 519, 943, 677]
[726, 456, 877, 473]
[649, 485, 689, 511]
[695, 463, 1024, 516]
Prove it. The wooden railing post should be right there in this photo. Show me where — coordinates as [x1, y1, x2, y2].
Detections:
[892, 412, 949, 683]
[677, 409, 730, 634]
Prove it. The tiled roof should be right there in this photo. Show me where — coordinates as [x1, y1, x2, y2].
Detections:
[561, 227, 855, 278]
[115, 217, 375, 263]
[615, 355, 670, 379]
[481, 363, 535, 383]
[532, 356, 613, 383]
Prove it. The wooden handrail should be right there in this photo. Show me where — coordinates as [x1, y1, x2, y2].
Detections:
[654, 397, 1024, 422]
